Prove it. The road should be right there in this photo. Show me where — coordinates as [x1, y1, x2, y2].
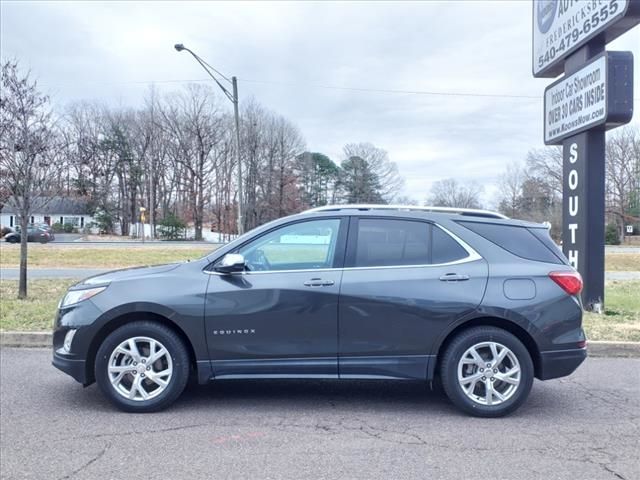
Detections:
[2, 240, 222, 247]
[0, 349, 638, 480]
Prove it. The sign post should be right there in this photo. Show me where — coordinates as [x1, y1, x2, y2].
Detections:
[533, 0, 639, 311]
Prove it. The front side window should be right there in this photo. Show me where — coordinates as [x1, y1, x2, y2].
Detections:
[355, 219, 430, 267]
[238, 218, 341, 271]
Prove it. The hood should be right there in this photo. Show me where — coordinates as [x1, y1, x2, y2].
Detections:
[81, 263, 181, 285]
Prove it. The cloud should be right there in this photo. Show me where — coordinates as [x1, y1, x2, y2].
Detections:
[2, 0, 638, 204]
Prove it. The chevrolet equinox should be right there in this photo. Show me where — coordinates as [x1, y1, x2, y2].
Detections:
[53, 205, 587, 417]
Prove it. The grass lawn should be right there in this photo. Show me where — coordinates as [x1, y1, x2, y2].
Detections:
[583, 280, 640, 342]
[0, 244, 216, 268]
[1, 278, 638, 342]
[0, 279, 76, 331]
[604, 252, 640, 272]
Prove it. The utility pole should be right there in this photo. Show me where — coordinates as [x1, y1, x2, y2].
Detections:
[232, 76, 244, 234]
[174, 43, 244, 235]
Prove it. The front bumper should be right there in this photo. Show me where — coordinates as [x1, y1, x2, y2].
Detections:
[537, 347, 587, 380]
[52, 350, 88, 385]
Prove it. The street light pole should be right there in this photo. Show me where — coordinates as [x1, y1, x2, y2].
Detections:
[174, 43, 244, 234]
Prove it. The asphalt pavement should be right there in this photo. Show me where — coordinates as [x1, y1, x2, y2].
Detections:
[0, 349, 638, 480]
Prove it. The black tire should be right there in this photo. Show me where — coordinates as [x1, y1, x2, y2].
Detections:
[440, 326, 534, 418]
[6, 236, 18, 243]
[95, 321, 190, 413]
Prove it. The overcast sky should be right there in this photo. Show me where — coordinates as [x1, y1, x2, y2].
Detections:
[1, 0, 639, 204]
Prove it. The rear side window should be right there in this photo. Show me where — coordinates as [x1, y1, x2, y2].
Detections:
[355, 219, 430, 267]
[458, 221, 563, 264]
[432, 226, 469, 264]
[529, 227, 568, 263]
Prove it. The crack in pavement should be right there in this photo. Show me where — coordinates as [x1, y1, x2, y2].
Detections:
[56, 421, 216, 442]
[56, 441, 111, 480]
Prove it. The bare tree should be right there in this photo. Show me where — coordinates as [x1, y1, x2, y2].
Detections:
[341, 143, 404, 203]
[240, 99, 306, 229]
[525, 146, 563, 197]
[0, 61, 63, 298]
[159, 84, 223, 240]
[606, 126, 640, 241]
[427, 178, 483, 209]
[497, 162, 525, 218]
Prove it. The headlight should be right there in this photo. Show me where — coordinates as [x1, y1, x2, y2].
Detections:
[61, 286, 107, 308]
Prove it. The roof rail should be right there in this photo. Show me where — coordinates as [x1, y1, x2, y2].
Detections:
[304, 204, 508, 219]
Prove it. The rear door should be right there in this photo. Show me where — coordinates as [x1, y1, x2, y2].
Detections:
[338, 217, 488, 379]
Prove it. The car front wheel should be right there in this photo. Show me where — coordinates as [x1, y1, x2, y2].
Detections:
[95, 321, 190, 413]
[440, 326, 534, 418]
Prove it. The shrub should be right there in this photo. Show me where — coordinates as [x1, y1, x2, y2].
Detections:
[51, 222, 65, 233]
[63, 223, 75, 233]
[82, 222, 96, 235]
[605, 223, 620, 245]
[157, 213, 186, 240]
[93, 209, 116, 234]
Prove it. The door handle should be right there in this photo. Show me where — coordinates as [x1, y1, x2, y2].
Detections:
[304, 278, 335, 287]
[439, 273, 470, 282]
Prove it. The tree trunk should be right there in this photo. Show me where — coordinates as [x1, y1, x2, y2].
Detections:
[18, 213, 29, 299]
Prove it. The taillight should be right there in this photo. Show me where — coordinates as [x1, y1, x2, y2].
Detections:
[549, 271, 583, 296]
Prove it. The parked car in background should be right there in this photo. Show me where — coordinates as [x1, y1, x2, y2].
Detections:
[53, 205, 586, 417]
[4, 226, 53, 243]
[33, 223, 55, 241]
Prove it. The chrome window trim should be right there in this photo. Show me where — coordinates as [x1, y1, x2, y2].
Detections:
[204, 256, 482, 276]
[204, 223, 482, 276]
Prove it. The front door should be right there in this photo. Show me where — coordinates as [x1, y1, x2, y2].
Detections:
[204, 217, 347, 378]
[339, 217, 488, 379]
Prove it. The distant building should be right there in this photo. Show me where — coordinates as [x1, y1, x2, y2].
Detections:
[0, 196, 94, 229]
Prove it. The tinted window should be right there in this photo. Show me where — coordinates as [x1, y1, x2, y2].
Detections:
[529, 227, 567, 263]
[355, 219, 429, 267]
[432, 226, 469, 263]
[459, 221, 563, 264]
[238, 218, 340, 271]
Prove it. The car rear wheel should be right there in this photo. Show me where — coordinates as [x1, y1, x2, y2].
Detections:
[440, 326, 533, 417]
[6, 236, 18, 243]
[95, 321, 190, 413]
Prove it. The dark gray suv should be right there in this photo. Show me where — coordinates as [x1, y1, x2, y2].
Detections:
[52, 205, 586, 417]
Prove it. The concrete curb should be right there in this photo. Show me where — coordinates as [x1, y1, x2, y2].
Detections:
[587, 341, 640, 358]
[1, 331, 52, 348]
[1, 331, 639, 357]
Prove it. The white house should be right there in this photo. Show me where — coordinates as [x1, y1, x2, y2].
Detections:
[1, 196, 95, 230]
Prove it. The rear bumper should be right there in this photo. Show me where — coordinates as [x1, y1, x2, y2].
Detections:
[52, 350, 88, 385]
[537, 347, 587, 380]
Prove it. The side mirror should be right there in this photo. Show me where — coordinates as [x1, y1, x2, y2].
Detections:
[215, 253, 246, 274]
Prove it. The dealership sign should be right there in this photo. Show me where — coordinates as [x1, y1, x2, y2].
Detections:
[533, 0, 640, 78]
[544, 51, 634, 144]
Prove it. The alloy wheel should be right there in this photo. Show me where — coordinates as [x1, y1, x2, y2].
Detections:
[457, 341, 521, 406]
[107, 336, 173, 401]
